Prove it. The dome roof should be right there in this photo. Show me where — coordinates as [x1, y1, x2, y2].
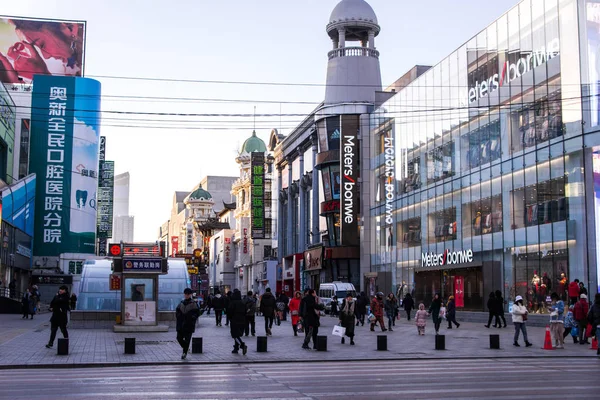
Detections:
[329, 0, 378, 25]
[187, 185, 213, 202]
[240, 130, 267, 154]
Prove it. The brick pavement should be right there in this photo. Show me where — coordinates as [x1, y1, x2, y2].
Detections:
[0, 312, 597, 368]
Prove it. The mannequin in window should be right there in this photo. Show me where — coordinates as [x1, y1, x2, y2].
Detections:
[539, 273, 550, 314]
[557, 272, 568, 301]
[472, 211, 482, 236]
[531, 271, 540, 313]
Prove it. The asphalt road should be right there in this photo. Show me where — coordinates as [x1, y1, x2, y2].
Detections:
[1, 357, 599, 400]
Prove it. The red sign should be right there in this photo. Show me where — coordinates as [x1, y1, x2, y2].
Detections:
[224, 237, 231, 263]
[109, 274, 121, 290]
[320, 200, 340, 214]
[109, 244, 122, 257]
[454, 276, 464, 308]
[171, 237, 179, 256]
[123, 243, 162, 257]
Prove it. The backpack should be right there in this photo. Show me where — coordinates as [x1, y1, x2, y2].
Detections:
[245, 298, 256, 316]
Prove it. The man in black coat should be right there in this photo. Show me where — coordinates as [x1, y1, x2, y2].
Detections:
[355, 292, 369, 326]
[176, 288, 200, 359]
[302, 289, 322, 350]
[46, 285, 70, 348]
[227, 289, 248, 355]
[224, 291, 232, 326]
[212, 289, 225, 327]
[243, 291, 256, 336]
[260, 288, 276, 336]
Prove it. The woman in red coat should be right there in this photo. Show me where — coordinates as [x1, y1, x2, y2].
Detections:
[288, 291, 302, 336]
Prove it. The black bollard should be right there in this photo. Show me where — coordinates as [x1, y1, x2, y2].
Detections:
[435, 334, 445, 350]
[124, 337, 136, 354]
[490, 334, 500, 349]
[57, 338, 69, 355]
[377, 335, 387, 351]
[257, 336, 268, 352]
[316, 335, 327, 351]
[192, 337, 203, 354]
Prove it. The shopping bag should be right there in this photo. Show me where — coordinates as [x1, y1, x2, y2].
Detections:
[368, 313, 376, 322]
[332, 324, 346, 337]
[439, 306, 447, 320]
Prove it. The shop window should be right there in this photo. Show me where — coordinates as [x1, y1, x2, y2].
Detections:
[511, 176, 567, 229]
[397, 217, 421, 248]
[400, 158, 421, 194]
[461, 120, 501, 171]
[510, 91, 563, 153]
[428, 207, 457, 243]
[426, 142, 454, 184]
[462, 195, 502, 237]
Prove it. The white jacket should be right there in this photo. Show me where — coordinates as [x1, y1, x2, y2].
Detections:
[511, 304, 528, 323]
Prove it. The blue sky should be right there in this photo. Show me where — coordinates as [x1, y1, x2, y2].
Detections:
[3, 0, 520, 241]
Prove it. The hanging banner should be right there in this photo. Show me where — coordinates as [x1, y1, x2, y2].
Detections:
[340, 114, 360, 247]
[454, 275, 465, 308]
[250, 152, 265, 239]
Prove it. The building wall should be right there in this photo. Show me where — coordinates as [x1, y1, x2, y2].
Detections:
[113, 215, 134, 243]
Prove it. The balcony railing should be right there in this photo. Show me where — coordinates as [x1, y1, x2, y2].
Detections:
[328, 46, 379, 60]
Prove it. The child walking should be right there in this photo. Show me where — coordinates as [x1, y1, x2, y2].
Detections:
[415, 303, 428, 335]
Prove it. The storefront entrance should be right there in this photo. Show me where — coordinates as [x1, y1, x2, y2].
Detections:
[414, 267, 484, 311]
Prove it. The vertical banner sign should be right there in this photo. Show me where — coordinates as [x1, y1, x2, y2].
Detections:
[383, 129, 396, 265]
[251, 152, 265, 239]
[30, 75, 101, 256]
[340, 115, 360, 247]
[454, 276, 465, 308]
[96, 160, 114, 238]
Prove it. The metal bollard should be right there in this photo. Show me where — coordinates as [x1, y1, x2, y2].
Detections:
[257, 336, 268, 352]
[377, 335, 387, 351]
[490, 334, 500, 349]
[192, 337, 203, 354]
[124, 337, 135, 354]
[435, 335, 445, 350]
[316, 335, 327, 351]
[57, 338, 69, 355]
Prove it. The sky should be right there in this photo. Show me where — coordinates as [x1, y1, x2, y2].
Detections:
[2, 0, 521, 241]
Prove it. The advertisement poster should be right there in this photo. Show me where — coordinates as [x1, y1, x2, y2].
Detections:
[340, 114, 360, 247]
[454, 276, 465, 308]
[124, 301, 156, 324]
[250, 152, 265, 239]
[0, 17, 85, 84]
[30, 75, 101, 256]
[1, 174, 36, 236]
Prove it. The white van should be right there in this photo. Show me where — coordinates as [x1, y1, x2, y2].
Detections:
[318, 282, 357, 313]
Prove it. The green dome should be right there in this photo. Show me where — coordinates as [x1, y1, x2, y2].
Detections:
[241, 130, 267, 153]
[188, 185, 212, 201]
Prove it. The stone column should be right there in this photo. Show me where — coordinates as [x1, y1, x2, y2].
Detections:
[368, 31, 375, 49]
[287, 157, 293, 256]
[339, 28, 346, 48]
[311, 137, 319, 245]
[298, 148, 305, 252]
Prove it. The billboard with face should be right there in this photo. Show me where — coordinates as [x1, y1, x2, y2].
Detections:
[0, 17, 85, 84]
[30, 75, 100, 257]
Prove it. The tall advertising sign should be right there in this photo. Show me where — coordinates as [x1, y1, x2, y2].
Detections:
[250, 152, 265, 239]
[593, 152, 600, 292]
[382, 129, 396, 264]
[0, 17, 85, 84]
[97, 160, 114, 239]
[340, 115, 360, 247]
[30, 75, 101, 257]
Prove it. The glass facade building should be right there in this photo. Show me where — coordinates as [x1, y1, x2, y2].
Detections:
[370, 0, 600, 311]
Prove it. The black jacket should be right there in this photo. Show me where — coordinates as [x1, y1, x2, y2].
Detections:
[212, 294, 225, 310]
[176, 298, 200, 333]
[302, 295, 320, 327]
[403, 295, 414, 311]
[49, 292, 70, 325]
[494, 296, 505, 315]
[446, 299, 456, 319]
[589, 301, 600, 328]
[260, 292, 276, 317]
[227, 291, 247, 338]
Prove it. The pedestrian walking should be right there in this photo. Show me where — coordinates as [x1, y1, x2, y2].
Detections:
[568, 279, 580, 305]
[511, 295, 532, 347]
[275, 292, 286, 325]
[224, 291, 232, 326]
[589, 293, 600, 355]
[384, 293, 398, 331]
[415, 303, 428, 335]
[301, 289, 322, 350]
[254, 293, 261, 316]
[330, 296, 339, 318]
[206, 293, 213, 315]
[212, 289, 225, 327]
[428, 293, 442, 335]
[563, 305, 578, 344]
[403, 293, 414, 321]
[446, 296, 460, 329]
[175, 288, 200, 359]
[548, 292, 565, 349]
[69, 293, 77, 311]
[45, 286, 70, 348]
[494, 290, 507, 328]
[32, 285, 41, 314]
[370, 292, 387, 332]
[339, 293, 355, 345]
[280, 291, 289, 322]
[288, 291, 302, 336]
[484, 292, 498, 328]
[243, 291, 256, 337]
[21, 288, 34, 319]
[227, 289, 248, 355]
[260, 287, 276, 336]
[355, 291, 368, 326]
[574, 293, 590, 345]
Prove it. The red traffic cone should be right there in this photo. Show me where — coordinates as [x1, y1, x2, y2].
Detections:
[590, 337, 598, 350]
[542, 326, 553, 350]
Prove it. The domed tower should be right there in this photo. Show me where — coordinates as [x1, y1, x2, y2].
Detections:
[325, 0, 382, 105]
[184, 184, 215, 251]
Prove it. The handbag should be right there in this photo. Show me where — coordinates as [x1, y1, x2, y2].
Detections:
[522, 313, 528, 321]
[332, 324, 346, 337]
[368, 313, 376, 322]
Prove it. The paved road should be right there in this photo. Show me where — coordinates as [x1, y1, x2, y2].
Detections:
[1, 357, 599, 399]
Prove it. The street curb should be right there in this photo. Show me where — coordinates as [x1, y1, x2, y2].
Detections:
[1, 354, 597, 370]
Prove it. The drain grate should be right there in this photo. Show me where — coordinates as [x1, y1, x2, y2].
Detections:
[115, 340, 174, 345]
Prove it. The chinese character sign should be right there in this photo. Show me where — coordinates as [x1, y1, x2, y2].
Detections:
[250, 152, 265, 239]
[30, 75, 101, 257]
[97, 160, 114, 238]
